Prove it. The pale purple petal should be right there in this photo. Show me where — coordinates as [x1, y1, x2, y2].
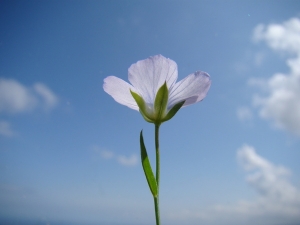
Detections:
[103, 76, 139, 111]
[168, 71, 211, 108]
[128, 55, 178, 104]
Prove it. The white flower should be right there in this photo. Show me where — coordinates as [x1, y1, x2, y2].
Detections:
[103, 55, 211, 123]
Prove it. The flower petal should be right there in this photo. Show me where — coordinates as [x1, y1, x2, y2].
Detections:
[103, 76, 139, 110]
[128, 55, 178, 104]
[168, 71, 211, 108]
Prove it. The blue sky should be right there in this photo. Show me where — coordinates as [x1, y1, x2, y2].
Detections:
[0, 1, 300, 225]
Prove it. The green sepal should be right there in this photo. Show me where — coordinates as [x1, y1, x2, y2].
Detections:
[154, 82, 168, 121]
[139, 109, 155, 123]
[161, 100, 185, 122]
[130, 90, 154, 123]
[140, 130, 158, 197]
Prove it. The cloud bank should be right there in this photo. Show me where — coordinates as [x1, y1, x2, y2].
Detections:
[250, 17, 300, 136]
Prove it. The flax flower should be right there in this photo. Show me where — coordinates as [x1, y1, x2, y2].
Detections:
[103, 55, 211, 124]
[103, 55, 211, 225]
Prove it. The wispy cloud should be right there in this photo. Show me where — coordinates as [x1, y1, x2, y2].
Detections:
[225, 145, 300, 224]
[91, 145, 138, 167]
[0, 78, 58, 114]
[0, 78, 37, 113]
[253, 51, 266, 67]
[250, 17, 300, 136]
[237, 106, 253, 122]
[0, 120, 14, 137]
[167, 145, 300, 225]
[117, 154, 138, 166]
[0, 184, 36, 198]
[33, 83, 58, 110]
[100, 149, 114, 159]
[237, 145, 300, 205]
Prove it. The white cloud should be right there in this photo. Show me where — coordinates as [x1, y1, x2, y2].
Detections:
[166, 145, 300, 225]
[0, 120, 14, 137]
[92, 145, 138, 167]
[100, 150, 114, 159]
[33, 83, 58, 110]
[251, 17, 300, 136]
[117, 154, 138, 166]
[0, 78, 58, 114]
[237, 145, 300, 204]
[253, 18, 300, 54]
[237, 106, 253, 121]
[0, 78, 37, 113]
[218, 145, 300, 224]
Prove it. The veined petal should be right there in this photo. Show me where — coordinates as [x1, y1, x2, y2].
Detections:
[128, 55, 178, 104]
[168, 71, 211, 108]
[103, 76, 139, 111]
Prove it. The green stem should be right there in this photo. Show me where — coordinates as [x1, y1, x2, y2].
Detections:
[154, 124, 160, 225]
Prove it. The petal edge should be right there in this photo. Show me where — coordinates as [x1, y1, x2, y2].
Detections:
[103, 76, 139, 110]
[168, 71, 211, 108]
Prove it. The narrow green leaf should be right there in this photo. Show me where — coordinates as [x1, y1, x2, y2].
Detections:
[154, 82, 169, 121]
[162, 100, 185, 122]
[140, 130, 158, 197]
[130, 90, 154, 123]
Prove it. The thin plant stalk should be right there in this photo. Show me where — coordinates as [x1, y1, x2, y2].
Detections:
[154, 124, 161, 225]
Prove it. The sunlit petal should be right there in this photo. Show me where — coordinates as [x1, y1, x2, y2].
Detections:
[103, 55, 211, 123]
[103, 76, 139, 110]
[168, 71, 211, 108]
[128, 55, 178, 104]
